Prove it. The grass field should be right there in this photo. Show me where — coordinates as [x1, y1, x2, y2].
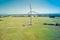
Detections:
[0, 17, 60, 40]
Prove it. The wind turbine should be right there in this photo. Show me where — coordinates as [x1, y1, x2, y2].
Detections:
[22, 0, 39, 27]
[27, 1, 39, 26]
[28, 3, 32, 25]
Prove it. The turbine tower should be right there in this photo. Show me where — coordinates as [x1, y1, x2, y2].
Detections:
[29, 2, 32, 25]
[27, 0, 39, 26]
[23, 0, 39, 27]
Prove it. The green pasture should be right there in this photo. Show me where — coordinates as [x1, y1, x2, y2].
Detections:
[0, 17, 60, 40]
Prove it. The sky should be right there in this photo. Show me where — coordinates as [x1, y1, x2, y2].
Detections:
[0, 0, 60, 14]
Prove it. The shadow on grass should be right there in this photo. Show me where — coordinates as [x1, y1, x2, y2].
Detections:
[0, 19, 3, 21]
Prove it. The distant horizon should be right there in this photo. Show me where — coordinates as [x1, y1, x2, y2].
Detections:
[0, 13, 60, 15]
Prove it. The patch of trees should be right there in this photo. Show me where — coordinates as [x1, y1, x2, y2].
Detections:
[49, 16, 55, 18]
[43, 23, 60, 26]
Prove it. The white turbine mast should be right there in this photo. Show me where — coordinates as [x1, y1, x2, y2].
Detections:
[27, 0, 39, 25]
[23, 0, 39, 27]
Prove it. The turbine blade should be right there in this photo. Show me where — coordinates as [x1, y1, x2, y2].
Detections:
[32, 11, 39, 14]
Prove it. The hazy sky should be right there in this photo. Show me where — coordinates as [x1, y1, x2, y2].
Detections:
[0, 0, 60, 14]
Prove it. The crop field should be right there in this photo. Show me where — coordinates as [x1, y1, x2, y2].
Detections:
[0, 17, 60, 40]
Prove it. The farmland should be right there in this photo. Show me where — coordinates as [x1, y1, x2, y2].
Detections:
[0, 17, 60, 40]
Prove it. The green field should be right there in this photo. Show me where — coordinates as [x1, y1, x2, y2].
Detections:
[0, 17, 60, 40]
